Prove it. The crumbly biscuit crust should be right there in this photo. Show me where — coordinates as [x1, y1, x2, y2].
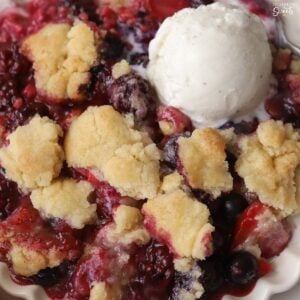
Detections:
[21, 21, 99, 101]
[65, 106, 161, 199]
[9, 245, 62, 277]
[0, 115, 64, 190]
[143, 189, 214, 259]
[30, 179, 97, 229]
[106, 205, 150, 245]
[178, 128, 233, 197]
[236, 120, 300, 215]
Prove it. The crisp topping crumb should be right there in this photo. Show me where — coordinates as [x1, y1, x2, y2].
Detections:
[9, 245, 62, 277]
[106, 205, 150, 245]
[65, 105, 161, 199]
[112, 60, 131, 79]
[236, 120, 300, 215]
[89, 282, 116, 300]
[102, 143, 160, 199]
[0, 115, 63, 190]
[160, 172, 186, 194]
[30, 179, 96, 229]
[143, 189, 214, 259]
[177, 128, 233, 197]
[21, 21, 99, 101]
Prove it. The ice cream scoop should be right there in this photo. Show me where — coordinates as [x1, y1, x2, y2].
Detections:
[147, 3, 272, 127]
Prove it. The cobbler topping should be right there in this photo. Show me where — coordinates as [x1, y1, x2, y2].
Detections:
[65, 105, 160, 199]
[89, 281, 115, 300]
[105, 204, 150, 245]
[0, 115, 63, 190]
[111, 59, 131, 79]
[174, 257, 194, 273]
[143, 189, 215, 259]
[177, 128, 233, 197]
[30, 179, 97, 229]
[236, 120, 300, 215]
[160, 171, 186, 194]
[102, 143, 160, 199]
[65, 105, 148, 169]
[9, 245, 62, 277]
[21, 21, 99, 101]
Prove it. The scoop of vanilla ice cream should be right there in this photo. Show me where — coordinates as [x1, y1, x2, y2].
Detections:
[147, 3, 272, 127]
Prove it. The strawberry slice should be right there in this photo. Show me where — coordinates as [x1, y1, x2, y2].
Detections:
[232, 201, 292, 258]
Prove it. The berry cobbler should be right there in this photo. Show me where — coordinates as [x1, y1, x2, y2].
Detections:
[0, 0, 299, 299]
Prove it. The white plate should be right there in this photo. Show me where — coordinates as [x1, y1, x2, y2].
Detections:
[0, 0, 299, 299]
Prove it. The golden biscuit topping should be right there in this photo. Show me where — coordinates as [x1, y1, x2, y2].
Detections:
[65, 106, 145, 169]
[89, 282, 117, 300]
[0, 115, 64, 190]
[143, 189, 214, 260]
[21, 21, 99, 101]
[106, 205, 150, 246]
[9, 245, 62, 277]
[160, 172, 186, 194]
[30, 179, 97, 229]
[177, 128, 233, 197]
[236, 120, 300, 215]
[65, 105, 161, 199]
[102, 143, 160, 199]
[112, 60, 131, 79]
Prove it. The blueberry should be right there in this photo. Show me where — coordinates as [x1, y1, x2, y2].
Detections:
[212, 230, 226, 252]
[109, 73, 155, 121]
[101, 33, 125, 60]
[30, 264, 67, 287]
[199, 257, 224, 293]
[225, 251, 259, 287]
[162, 135, 179, 168]
[163, 132, 190, 169]
[222, 193, 248, 225]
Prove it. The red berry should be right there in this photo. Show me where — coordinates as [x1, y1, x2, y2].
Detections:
[147, 0, 189, 21]
[258, 258, 272, 277]
[158, 106, 192, 136]
[232, 201, 292, 258]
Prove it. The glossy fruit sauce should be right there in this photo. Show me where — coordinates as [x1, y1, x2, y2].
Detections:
[0, 0, 298, 299]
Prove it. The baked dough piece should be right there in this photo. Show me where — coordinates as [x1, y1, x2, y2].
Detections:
[236, 120, 300, 215]
[0, 115, 64, 190]
[143, 189, 214, 260]
[177, 128, 233, 197]
[65, 105, 161, 199]
[21, 21, 99, 101]
[9, 245, 62, 277]
[30, 179, 97, 229]
[106, 205, 150, 245]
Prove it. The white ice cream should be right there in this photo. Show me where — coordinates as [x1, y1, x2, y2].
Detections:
[147, 3, 272, 127]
